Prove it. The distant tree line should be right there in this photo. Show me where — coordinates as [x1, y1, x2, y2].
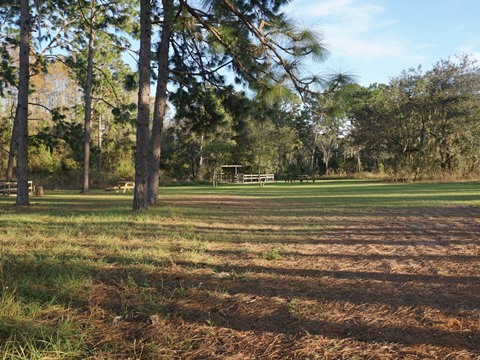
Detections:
[162, 54, 480, 182]
[347, 55, 480, 181]
[1, 1, 479, 208]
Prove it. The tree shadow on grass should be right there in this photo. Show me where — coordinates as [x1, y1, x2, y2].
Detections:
[159, 260, 480, 351]
[2, 247, 479, 355]
[205, 248, 480, 262]
[1, 189, 479, 357]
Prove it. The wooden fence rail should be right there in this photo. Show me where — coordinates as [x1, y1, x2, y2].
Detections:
[213, 173, 275, 184]
[0, 180, 34, 196]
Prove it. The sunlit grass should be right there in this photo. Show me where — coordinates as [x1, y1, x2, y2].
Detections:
[0, 180, 479, 358]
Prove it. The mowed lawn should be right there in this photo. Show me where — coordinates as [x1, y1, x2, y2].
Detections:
[0, 180, 479, 359]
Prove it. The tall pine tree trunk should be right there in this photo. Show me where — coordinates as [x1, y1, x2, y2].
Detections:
[6, 108, 18, 181]
[97, 113, 102, 173]
[147, 0, 174, 205]
[15, 0, 30, 206]
[81, 23, 95, 193]
[133, 0, 152, 211]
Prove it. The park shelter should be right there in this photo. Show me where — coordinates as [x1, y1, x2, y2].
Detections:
[213, 165, 274, 184]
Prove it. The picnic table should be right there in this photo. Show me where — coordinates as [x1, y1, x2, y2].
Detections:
[284, 175, 316, 183]
[105, 180, 135, 193]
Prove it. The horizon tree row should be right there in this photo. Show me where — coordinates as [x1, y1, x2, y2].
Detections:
[2, 2, 478, 208]
[1, 0, 350, 209]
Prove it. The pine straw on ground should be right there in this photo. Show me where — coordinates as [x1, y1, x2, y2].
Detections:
[77, 197, 480, 359]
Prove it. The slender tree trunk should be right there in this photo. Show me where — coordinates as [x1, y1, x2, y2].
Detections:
[310, 127, 319, 171]
[81, 12, 96, 193]
[97, 113, 102, 173]
[133, 0, 152, 211]
[197, 132, 204, 180]
[310, 147, 315, 171]
[6, 108, 18, 181]
[356, 153, 362, 172]
[15, 0, 30, 206]
[147, 0, 174, 205]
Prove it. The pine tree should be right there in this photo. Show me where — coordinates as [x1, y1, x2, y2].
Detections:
[132, 0, 152, 211]
[15, 0, 31, 205]
[136, 0, 329, 209]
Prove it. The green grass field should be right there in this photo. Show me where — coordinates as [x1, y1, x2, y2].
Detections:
[1, 180, 479, 359]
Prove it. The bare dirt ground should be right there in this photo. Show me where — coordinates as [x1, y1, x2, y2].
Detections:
[93, 197, 480, 359]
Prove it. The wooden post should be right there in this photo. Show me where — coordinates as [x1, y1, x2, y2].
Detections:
[36, 186, 44, 197]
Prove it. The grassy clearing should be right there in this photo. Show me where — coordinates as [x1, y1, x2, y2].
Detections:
[0, 180, 479, 359]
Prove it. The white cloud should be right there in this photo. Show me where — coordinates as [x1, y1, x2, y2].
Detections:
[287, 0, 383, 19]
[285, 0, 427, 63]
[456, 36, 480, 62]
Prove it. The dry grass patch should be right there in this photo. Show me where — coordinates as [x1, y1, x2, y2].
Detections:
[0, 183, 479, 358]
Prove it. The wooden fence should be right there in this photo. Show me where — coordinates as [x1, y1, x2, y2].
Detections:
[214, 173, 274, 184]
[0, 180, 34, 196]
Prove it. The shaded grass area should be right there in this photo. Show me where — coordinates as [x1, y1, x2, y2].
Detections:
[0, 180, 479, 359]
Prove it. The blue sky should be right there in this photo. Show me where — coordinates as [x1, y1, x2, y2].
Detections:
[284, 0, 480, 86]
